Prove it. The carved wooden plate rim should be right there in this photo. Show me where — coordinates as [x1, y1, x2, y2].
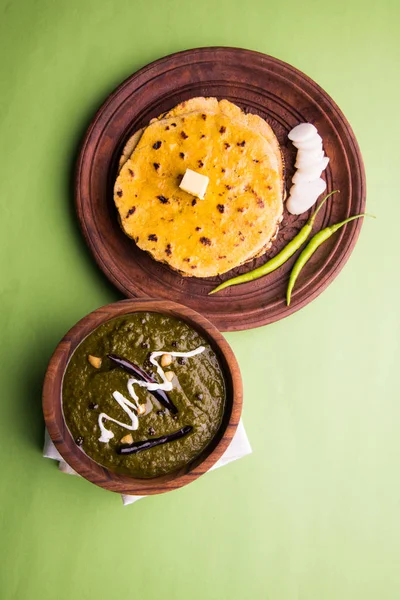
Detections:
[75, 46, 366, 331]
[42, 299, 243, 496]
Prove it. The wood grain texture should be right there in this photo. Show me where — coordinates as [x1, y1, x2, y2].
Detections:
[42, 299, 243, 495]
[75, 47, 366, 331]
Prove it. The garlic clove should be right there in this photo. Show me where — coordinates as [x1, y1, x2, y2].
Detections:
[164, 371, 175, 382]
[88, 355, 102, 369]
[136, 403, 146, 416]
[160, 353, 172, 367]
[120, 433, 133, 444]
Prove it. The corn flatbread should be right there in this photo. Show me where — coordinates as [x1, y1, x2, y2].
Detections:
[114, 104, 284, 278]
[119, 98, 284, 193]
[154, 98, 284, 187]
[118, 128, 144, 170]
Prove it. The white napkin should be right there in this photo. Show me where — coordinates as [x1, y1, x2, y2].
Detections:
[43, 420, 251, 506]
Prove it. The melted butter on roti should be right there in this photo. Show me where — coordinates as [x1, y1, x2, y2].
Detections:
[114, 107, 283, 278]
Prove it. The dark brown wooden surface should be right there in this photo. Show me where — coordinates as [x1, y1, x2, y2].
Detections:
[75, 47, 366, 332]
[42, 299, 243, 496]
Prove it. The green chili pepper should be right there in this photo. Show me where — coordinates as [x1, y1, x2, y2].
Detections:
[286, 213, 372, 306]
[209, 190, 339, 295]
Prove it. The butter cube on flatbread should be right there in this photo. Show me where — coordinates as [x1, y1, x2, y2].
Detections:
[179, 168, 209, 200]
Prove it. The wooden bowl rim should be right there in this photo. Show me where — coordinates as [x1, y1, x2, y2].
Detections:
[42, 299, 243, 495]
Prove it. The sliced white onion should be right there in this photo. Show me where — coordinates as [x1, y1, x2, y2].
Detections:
[286, 179, 327, 215]
[287, 183, 303, 201]
[292, 136, 322, 151]
[294, 156, 329, 179]
[295, 148, 325, 168]
[292, 169, 321, 185]
[287, 180, 324, 204]
[287, 122, 330, 215]
[288, 123, 318, 143]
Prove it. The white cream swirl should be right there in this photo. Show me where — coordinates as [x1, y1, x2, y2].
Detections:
[98, 346, 205, 443]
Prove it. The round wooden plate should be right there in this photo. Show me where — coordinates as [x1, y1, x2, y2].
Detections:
[76, 47, 366, 331]
[42, 299, 243, 495]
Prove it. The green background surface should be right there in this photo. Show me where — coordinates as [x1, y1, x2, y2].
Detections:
[0, 0, 399, 598]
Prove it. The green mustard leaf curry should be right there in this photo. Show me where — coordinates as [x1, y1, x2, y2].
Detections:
[62, 312, 226, 478]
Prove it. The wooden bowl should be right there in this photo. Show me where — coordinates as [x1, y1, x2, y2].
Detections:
[42, 299, 243, 496]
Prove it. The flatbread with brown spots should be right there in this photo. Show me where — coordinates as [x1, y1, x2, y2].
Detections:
[114, 100, 284, 278]
[119, 98, 284, 193]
